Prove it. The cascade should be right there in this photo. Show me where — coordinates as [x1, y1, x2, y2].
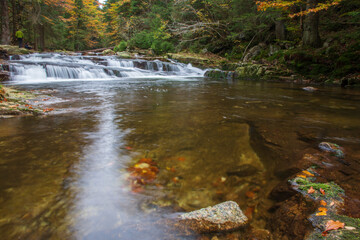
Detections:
[8, 53, 205, 82]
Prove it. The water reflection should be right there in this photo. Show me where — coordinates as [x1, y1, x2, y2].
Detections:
[1, 79, 360, 239]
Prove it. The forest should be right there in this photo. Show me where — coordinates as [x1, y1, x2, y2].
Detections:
[1, 0, 360, 80]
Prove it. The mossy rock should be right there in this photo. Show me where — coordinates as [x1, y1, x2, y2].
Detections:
[204, 69, 236, 80]
[102, 49, 115, 55]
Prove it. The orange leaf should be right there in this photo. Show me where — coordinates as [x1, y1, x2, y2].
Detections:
[308, 186, 315, 194]
[297, 174, 307, 178]
[320, 200, 327, 206]
[316, 211, 327, 216]
[245, 191, 256, 199]
[318, 207, 328, 213]
[322, 220, 345, 235]
[320, 188, 325, 195]
[125, 146, 132, 150]
[177, 157, 185, 162]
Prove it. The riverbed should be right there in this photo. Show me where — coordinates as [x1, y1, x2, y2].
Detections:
[1, 55, 360, 239]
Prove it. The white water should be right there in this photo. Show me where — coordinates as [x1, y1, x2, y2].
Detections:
[9, 53, 206, 83]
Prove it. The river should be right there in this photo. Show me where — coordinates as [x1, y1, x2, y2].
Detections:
[1, 54, 360, 239]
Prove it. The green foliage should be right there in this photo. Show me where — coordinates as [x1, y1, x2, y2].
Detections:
[129, 31, 154, 49]
[114, 41, 128, 52]
[151, 40, 175, 55]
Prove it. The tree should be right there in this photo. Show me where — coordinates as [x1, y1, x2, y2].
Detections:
[1, 0, 11, 44]
[256, 0, 343, 47]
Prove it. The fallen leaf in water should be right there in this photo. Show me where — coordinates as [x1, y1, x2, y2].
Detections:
[320, 188, 325, 195]
[245, 191, 256, 199]
[177, 157, 185, 162]
[43, 108, 54, 112]
[297, 174, 307, 178]
[220, 177, 226, 182]
[322, 220, 345, 236]
[172, 177, 179, 183]
[308, 186, 315, 194]
[320, 200, 327, 206]
[125, 146, 132, 150]
[244, 206, 255, 220]
[134, 163, 150, 169]
[127, 157, 159, 192]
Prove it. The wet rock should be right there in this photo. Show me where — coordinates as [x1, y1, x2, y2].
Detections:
[269, 181, 296, 202]
[10, 54, 20, 60]
[204, 69, 237, 80]
[178, 201, 248, 233]
[318, 142, 345, 159]
[133, 61, 147, 70]
[269, 194, 316, 240]
[226, 164, 259, 177]
[0, 71, 10, 81]
[302, 86, 318, 92]
[246, 228, 273, 240]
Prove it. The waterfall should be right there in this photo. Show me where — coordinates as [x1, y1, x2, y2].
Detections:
[8, 54, 205, 83]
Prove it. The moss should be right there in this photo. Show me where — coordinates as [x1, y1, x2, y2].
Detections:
[298, 182, 344, 199]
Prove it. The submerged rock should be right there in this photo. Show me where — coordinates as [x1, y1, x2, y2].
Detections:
[178, 201, 248, 233]
[226, 164, 259, 177]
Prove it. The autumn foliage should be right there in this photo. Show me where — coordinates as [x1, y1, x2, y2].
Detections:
[256, 0, 343, 18]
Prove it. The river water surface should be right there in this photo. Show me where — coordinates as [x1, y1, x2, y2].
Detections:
[1, 54, 360, 239]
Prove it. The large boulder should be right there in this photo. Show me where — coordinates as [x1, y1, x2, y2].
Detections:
[178, 201, 248, 233]
[243, 43, 266, 62]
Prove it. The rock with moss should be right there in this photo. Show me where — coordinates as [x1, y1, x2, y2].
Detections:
[288, 167, 360, 240]
[178, 201, 248, 233]
[116, 51, 132, 59]
[0, 86, 46, 117]
[102, 49, 115, 55]
[204, 69, 237, 80]
[235, 63, 268, 79]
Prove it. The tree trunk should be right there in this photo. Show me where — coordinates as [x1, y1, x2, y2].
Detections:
[302, 0, 321, 47]
[11, 0, 16, 43]
[39, 23, 45, 51]
[275, 19, 286, 41]
[1, 0, 11, 45]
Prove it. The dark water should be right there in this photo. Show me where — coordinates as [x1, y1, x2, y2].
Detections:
[1, 77, 360, 239]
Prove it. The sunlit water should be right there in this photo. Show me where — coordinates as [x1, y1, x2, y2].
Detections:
[1, 55, 360, 239]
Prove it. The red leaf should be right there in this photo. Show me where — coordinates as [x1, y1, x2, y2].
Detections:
[308, 186, 315, 194]
[320, 188, 325, 195]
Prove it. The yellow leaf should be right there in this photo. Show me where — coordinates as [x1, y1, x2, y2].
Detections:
[302, 170, 314, 176]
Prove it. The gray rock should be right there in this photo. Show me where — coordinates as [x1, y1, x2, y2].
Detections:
[243, 43, 266, 62]
[178, 201, 248, 233]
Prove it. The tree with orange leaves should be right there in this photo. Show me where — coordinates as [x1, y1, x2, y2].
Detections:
[256, 0, 343, 47]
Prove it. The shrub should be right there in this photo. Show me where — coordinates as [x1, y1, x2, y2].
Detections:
[114, 41, 127, 52]
[151, 40, 174, 55]
[129, 31, 153, 49]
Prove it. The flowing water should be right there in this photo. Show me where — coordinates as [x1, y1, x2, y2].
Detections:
[1, 54, 360, 239]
